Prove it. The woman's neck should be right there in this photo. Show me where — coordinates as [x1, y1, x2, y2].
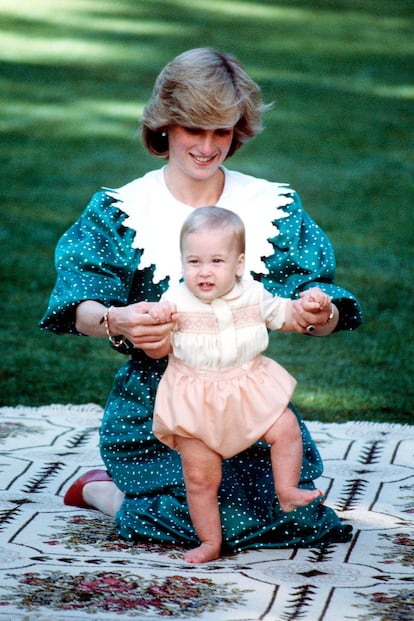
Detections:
[164, 166, 225, 208]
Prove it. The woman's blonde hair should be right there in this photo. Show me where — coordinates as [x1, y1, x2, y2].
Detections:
[180, 206, 245, 255]
[141, 48, 270, 159]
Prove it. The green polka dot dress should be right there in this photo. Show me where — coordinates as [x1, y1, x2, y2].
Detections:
[40, 168, 362, 552]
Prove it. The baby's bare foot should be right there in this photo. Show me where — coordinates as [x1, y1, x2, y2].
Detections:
[278, 488, 323, 513]
[184, 542, 221, 564]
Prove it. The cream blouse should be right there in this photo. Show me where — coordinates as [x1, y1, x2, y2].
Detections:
[161, 279, 290, 370]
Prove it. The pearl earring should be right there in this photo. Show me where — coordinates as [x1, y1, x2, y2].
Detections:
[161, 131, 167, 137]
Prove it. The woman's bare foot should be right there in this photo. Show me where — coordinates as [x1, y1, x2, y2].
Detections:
[278, 488, 323, 513]
[184, 542, 221, 564]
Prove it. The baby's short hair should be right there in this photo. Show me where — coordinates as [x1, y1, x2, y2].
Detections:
[180, 206, 245, 254]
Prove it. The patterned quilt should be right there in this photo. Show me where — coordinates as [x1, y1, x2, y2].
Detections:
[0, 404, 412, 620]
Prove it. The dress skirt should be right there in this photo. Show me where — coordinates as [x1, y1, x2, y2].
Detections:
[153, 354, 297, 459]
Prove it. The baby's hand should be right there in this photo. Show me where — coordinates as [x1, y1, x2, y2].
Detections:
[300, 287, 331, 314]
[148, 301, 178, 324]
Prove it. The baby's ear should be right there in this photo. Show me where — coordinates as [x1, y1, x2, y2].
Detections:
[236, 253, 245, 277]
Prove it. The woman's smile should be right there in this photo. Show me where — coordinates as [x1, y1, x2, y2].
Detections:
[168, 125, 233, 177]
[190, 153, 218, 165]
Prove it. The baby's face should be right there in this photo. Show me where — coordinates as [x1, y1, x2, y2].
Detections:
[181, 227, 245, 302]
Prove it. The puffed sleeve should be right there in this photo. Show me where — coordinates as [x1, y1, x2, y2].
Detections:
[260, 285, 290, 330]
[260, 190, 363, 331]
[39, 190, 141, 335]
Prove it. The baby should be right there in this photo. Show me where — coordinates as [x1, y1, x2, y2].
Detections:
[150, 206, 333, 563]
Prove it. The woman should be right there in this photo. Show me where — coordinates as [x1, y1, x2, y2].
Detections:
[40, 48, 362, 555]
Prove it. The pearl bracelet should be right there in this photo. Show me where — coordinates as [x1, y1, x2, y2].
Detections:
[100, 306, 127, 348]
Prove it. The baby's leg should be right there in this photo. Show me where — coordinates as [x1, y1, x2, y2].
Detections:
[263, 408, 322, 512]
[176, 436, 222, 563]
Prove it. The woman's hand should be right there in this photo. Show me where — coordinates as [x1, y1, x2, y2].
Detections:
[108, 302, 178, 357]
[285, 288, 339, 335]
[75, 300, 178, 358]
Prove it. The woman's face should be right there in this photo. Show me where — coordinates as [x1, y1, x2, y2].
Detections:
[167, 125, 234, 181]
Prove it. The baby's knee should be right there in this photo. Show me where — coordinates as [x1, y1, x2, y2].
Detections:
[264, 408, 301, 444]
[184, 465, 221, 493]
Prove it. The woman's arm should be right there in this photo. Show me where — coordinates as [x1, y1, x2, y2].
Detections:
[75, 300, 176, 358]
[262, 190, 363, 332]
[41, 190, 176, 358]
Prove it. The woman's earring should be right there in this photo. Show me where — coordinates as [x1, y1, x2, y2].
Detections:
[161, 131, 167, 137]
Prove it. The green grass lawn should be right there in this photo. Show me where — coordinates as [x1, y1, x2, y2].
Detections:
[1, 0, 413, 424]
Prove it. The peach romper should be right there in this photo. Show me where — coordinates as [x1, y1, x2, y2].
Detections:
[152, 279, 297, 459]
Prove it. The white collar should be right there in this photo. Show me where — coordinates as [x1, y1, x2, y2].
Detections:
[106, 167, 293, 286]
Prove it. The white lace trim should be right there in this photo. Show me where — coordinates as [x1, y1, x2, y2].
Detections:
[106, 167, 294, 286]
